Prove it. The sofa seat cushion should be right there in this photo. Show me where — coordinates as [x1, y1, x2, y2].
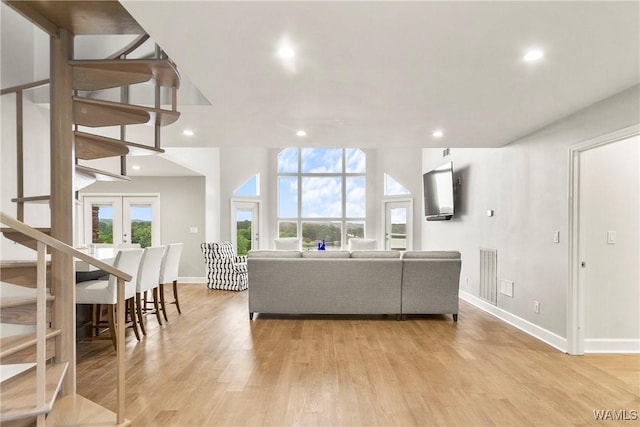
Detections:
[350, 250, 401, 258]
[302, 250, 351, 258]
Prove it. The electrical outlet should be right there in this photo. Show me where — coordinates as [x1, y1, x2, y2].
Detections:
[499, 280, 514, 297]
[189, 227, 198, 233]
[533, 300, 540, 314]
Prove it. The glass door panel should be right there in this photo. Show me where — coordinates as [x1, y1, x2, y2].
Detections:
[82, 196, 122, 246]
[231, 200, 260, 255]
[384, 200, 412, 251]
[123, 197, 160, 248]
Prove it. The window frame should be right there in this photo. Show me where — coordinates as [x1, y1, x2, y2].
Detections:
[277, 147, 366, 249]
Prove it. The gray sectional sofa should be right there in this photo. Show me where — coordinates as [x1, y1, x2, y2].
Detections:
[247, 249, 461, 321]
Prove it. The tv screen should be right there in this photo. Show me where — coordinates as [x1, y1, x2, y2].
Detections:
[423, 161, 454, 221]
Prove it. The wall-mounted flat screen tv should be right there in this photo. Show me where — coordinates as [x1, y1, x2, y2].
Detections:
[423, 161, 454, 221]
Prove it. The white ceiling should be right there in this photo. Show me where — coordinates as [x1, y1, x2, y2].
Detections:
[120, 1, 640, 151]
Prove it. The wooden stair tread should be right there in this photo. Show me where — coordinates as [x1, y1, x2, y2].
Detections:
[0, 329, 61, 360]
[0, 294, 55, 309]
[1, 228, 52, 254]
[0, 362, 68, 422]
[74, 96, 180, 127]
[71, 59, 180, 91]
[4, 1, 143, 36]
[75, 131, 163, 160]
[75, 165, 131, 182]
[0, 260, 51, 288]
[45, 393, 131, 427]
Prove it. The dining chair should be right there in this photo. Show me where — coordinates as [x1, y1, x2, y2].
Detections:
[135, 246, 166, 335]
[76, 248, 143, 350]
[158, 243, 184, 320]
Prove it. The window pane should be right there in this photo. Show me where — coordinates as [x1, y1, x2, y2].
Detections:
[302, 221, 342, 250]
[278, 221, 298, 238]
[390, 207, 407, 251]
[92, 205, 113, 244]
[301, 147, 342, 173]
[278, 177, 298, 218]
[346, 176, 365, 218]
[301, 177, 342, 218]
[236, 209, 253, 256]
[346, 222, 365, 244]
[345, 148, 366, 173]
[129, 205, 153, 248]
[278, 147, 299, 173]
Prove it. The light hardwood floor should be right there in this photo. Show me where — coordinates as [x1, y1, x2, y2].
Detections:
[76, 284, 640, 426]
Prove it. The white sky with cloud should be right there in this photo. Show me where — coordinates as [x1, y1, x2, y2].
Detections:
[278, 148, 366, 219]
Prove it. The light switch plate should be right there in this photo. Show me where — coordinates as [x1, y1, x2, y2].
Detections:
[189, 227, 198, 233]
[607, 231, 616, 244]
[553, 231, 560, 243]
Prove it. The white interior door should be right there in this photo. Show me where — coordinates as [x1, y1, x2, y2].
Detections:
[384, 199, 413, 251]
[83, 195, 159, 248]
[231, 199, 260, 255]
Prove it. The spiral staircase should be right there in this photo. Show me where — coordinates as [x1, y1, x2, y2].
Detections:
[1, 1, 181, 425]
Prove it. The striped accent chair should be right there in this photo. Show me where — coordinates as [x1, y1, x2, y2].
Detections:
[201, 242, 248, 291]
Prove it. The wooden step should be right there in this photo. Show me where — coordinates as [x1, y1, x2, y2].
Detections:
[3, 0, 144, 36]
[0, 261, 51, 288]
[75, 165, 131, 183]
[0, 295, 54, 325]
[46, 393, 131, 427]
[0, 362, 68, 422]
[1, 228, 52, 253]
[0, 329, 60, 364]
[73, 96, 180, 127]
[71, 59, 180, 91]
[75, 131, 163, 160]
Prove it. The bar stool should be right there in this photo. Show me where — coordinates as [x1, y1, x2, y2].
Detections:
[135, 246, 166, 335]
[158, 243, 184, 320]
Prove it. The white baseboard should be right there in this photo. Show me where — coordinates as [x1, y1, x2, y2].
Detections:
[459, 290, 568, 353]
[178, 277, 206, 284]
[585, 339, 640, 354]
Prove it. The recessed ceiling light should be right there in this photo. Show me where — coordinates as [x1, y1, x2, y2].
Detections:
[278, 46, 295, 59]
[182, 129, 194, 136]
[296, 130, 307, 137]
[432, 130, 444, 138]
[523, 49, 544, 62]
[131, 165, 141, 171]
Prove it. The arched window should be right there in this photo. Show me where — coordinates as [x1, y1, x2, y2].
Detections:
[277, 147, 366, 250]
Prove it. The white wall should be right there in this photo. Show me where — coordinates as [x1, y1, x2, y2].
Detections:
[80, 176, 207, 278]
[581, 136, 639, 341]
[422, 84, 640, 339]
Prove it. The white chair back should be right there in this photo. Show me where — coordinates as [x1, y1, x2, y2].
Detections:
[109, 248, 143, 300]
[159, 243, 183, 284]
[136, 246, 166, 293]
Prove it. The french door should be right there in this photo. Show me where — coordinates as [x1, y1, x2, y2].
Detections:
[82, 195, 160, 248]
[383, 199, 413, 251]
[231, 199, 260, 255]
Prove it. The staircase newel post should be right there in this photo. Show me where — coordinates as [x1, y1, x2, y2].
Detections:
[50, 27, 76, 395]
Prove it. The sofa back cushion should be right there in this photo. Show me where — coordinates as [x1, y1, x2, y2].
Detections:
[248, 250, 302, 258]
[402, 251, 461, 259]
[274, 238, 300, 250]
[302, 250, 351, 258]
[348, 238, 377, 251]
[350, 250, 401, 258]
